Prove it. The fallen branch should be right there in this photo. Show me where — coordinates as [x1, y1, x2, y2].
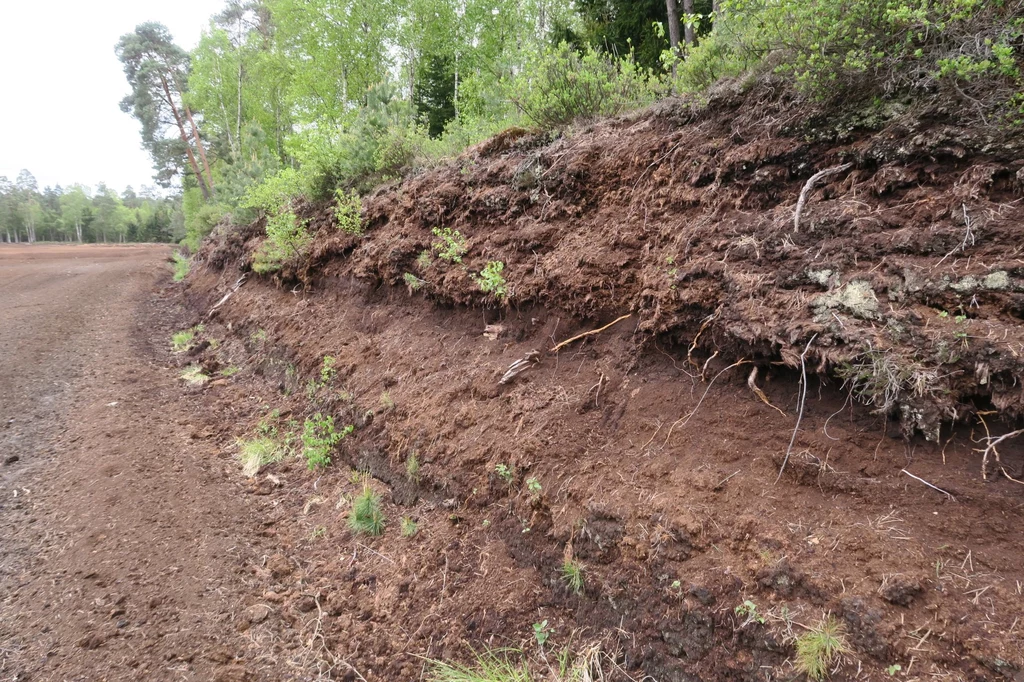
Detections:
[775, 334, 817, 484]
[901, 469, 957, 501]
[206, 274, 247, 319]
[550, 314, 632, 353]
[793, 163, 852, 233]
[748, 366, 786, 417]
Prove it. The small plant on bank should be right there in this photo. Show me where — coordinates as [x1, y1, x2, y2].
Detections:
[426, 649, 531, 682]
[526, 477, 542, 498]
[334, 188, 363, 234]
[432, 226, 468, 264]
[403, 272, 425, 291]
[349, 484, 385, 536]
[237, 435, 285, 477]
[533, 620, 552, 648]
[406, 452, 420, 484]
[171, 324, 203, 353]
[219, 365, 242, 377]
[179, 365, 210, 385]
[400, 516, 418, 537]
[416, 250, 433, 270]
[475, 260, 507, 299]
[171, 252, 191, 281]
[560, 558, 585, 595]
[794, 617, 850, 681]
[495, 463, 514, 484]
[735, 599, 767, 627]
[301, 413, 352, 469]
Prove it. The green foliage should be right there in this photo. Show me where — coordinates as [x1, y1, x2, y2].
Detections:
[560, 558, 585, 594]
[334, 189, 363, 234]
[181, 187, 228, 252]
[349, 484, 385, 536]
[526, 477, 542, 497]
[171, 252, 191, 281]
[252, 210, 310, 274]
[403, 272, 425, 291]
[432, 226, 468, 263]
[495, 463, 515, 484]
[301, 413, 352, 469]
[416, 251, 434, 270]
[673, 0, 1024, 110]
[794, 617, 850, 681]
[508, 43, 663, 128]
[475, 260, 508, 299]
[401, 516, 418, 537]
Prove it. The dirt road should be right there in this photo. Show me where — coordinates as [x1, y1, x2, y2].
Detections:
[0, 245, 293, 682]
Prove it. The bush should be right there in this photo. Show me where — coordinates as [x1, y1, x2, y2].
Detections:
[507, 43, 663, 128]
[674, 0, 1024, 111]
[475, 260, 507, 299]
[334, 189, 363, 234]
[301, 413, 352, 469]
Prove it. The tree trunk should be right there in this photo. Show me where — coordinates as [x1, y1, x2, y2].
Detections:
[683, 0, 695, 46]
[160, 76, 210, 200]
[184, 104, 215, 195]
[666, 0, 681, 53]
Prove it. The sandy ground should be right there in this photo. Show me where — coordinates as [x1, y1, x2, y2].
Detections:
[0, 244, 295, 682]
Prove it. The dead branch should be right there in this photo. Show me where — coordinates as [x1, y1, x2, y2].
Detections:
[499, 351, 540, 385]
[793, 163, 852, 233]
[901, 469, 957, 501]
[550, 314, 632, 353]
[775, 334, 817, 484]
[206, 274, 247, 319]
[747, 366, 786, 416]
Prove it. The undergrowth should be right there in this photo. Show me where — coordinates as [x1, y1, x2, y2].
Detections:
[794, 617, 850, 681]
[349, 484, 385, 536]
[171, 252, 190, 281]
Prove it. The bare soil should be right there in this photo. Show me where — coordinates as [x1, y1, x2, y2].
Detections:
[182, 92, 1024, 681]
[0, 244, 306, 681]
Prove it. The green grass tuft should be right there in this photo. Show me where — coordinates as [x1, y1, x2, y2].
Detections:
[401, 516, 418, 538]
[349, 484, 385, 536]
[237, 436, 285, 477]
[426, 648, 531, 682]
[179, 365, 210, 385]
[795, 617, 850, 681]
[560, 558, 585, 595]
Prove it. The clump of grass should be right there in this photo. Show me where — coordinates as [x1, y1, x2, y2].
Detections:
[401, 516, 418, 537]
[219, 365, 242, 377]
[349, 484, 385, 536]
[426, 648, 530, 682]
[179, 365, 210, 385]
[236, 435, 284, 477]
[795, 617, 850, 681]
[560, 558, 585, 595]
[406, 452, 420, 484]
[171, 252, 191, 281]
[171, 324, 203, 353]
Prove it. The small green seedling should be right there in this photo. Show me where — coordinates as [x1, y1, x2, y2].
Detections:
[735, 600, 766, 626]
[533, 620, 551, 647]
[495, 463, 514, 483]
[349, 484, 385, 536]
[400, 516, 418, 537]
[560, 559, 585, 594]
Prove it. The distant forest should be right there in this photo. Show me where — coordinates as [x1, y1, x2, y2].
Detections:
[0, 170, 178, 244]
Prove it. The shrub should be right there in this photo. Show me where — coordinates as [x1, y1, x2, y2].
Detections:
[251, 211, 310, 274]
[349, 484, 385, 536]
[507, 43, 663, 128]
[334, 189, 363, 234]
[301, 413, 352, 469]
[171, 252, 191, 281]
[400, 516, 418, 537]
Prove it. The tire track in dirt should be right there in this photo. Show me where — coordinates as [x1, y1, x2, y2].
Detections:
[0, 245, 299, 682]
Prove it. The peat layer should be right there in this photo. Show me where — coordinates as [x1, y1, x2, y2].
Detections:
[181, 86, 1024, 681]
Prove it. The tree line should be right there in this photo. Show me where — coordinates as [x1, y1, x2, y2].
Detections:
[0, 170, 178, 244]
[113, 0, 1021, 251]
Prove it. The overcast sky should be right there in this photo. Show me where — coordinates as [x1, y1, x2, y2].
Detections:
[0, 0, 224, 194]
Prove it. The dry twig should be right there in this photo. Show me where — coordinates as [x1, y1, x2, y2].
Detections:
[747, 366, 786, 416]
[776, 335, 816, 483]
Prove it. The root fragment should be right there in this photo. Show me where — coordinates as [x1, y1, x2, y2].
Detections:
[976, 416, 1024, 485]
[793, 163, 852, 232]
[747, 366, 786, 417]
[550, 314, 632, 353]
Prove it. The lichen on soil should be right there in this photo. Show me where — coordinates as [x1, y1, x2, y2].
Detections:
[182, 86, 1024, 681]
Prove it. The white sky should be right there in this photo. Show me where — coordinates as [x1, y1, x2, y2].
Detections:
[0, 0, 224, 195]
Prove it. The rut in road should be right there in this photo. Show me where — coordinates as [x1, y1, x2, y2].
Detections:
[0, 245, 301, 682]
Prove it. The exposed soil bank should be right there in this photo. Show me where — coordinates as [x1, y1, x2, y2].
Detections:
[182, 91, 1024, 681]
